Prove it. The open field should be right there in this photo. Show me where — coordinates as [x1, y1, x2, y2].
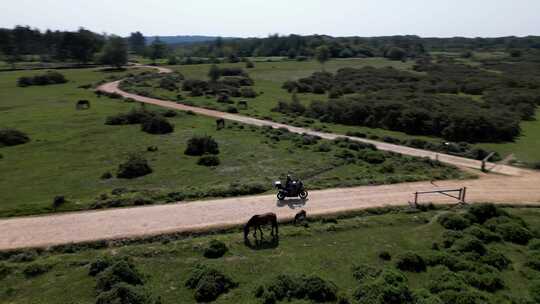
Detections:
[0, 67, 464, 217]
[1, 206, 540, 303]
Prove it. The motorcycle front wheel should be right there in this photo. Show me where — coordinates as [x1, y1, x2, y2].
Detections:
[277, 192, 286, 200]
[299, 190, 308, 199]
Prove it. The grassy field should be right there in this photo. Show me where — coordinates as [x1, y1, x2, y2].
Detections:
[153, 58, 539, 165]
[1, 205, 539, 303]
[0, 67, 465, 217]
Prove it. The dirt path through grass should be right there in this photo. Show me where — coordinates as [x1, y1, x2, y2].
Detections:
[1, 65, 539, 251]
[1, 171, 540, 250]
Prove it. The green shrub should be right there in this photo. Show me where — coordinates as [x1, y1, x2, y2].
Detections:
[226, 106, 238, 113]
[494, 222, 533, 245]
[358, 150, 386, 164]
[95, 283, 154, 304]
[438, 213, 471, 230]
[413, 289, 443, 304]
[395, 251, 426, 272]
[141, 116, 174, 134]
[427, 266, 468, 294]
[185, 264, 237, 302]
[8, 251, 37, 263]
[105, 109, 156, 125]
[352, 264, 381, 282]
[257, 274, 337, 303]
[95, 260, 144, 292]
[441, 230, 464, 248]
[117, 154, 153, 179]
[526, 252, 540, 271]
[89, 256, 128, 276]
[463, 225, 501, 243]
[0, 128, 30, 147]
[462, 272, 504, 292]
[353, 268, 412, 304]
[530, 280, 540, 303]
[23, 263, 52, 278]
[198, 155, 220, 167]
[17, 71, 67, 87]
[437, 289, 488, 304]
[185, 136, 219, 156]
[466, 203, 506, 224]
[480, 249, 511, 270]
[203, 240, 228, 258]
[451, 236, 486, 255]
[241, 87, 257, 98]
[0, 263, 11, 280]
[316, 143, 332, 152]
[529, 239, 540, 251]
[378, 250, 392, 261]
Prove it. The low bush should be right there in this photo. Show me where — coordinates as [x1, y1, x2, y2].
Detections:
[526, 252, 540, 271]
[378, 250, 392, 261]
[353, 268, 412, 304]
[316, 143, 332, 152]
[96, 283, 154, 304]
[427, 266, 468, 294]
[394, 251, 426, 272]
[95, 260, 144, 292]
[531, 280, 540, 303]
[256, 274, 338, 303]
[495, 222, 533, 245]
[162, 110, 177, 117]
[23, 263, 52, 278]
[437, 289, 488, 304]
[185, 136, 220, 156]
[198, 155, 220, 167]
[117, 154, 153, 179]
[226, 106, 238, 113]
[529, 239, 540, 251]
[52, 195, 66, 209]
[438, 213, 471, 230]
[101, 172, 113, 180]
[105, 109, 157, 125]
[451, 236, 486, 255]
[358, 150, 386, 164]
[462, 272, 505, 292]
[203, 240, 228, 258]
[351, 264, 381, 282]
[466, 204, 506, 224]
[0, 128, 30, 147]
[441, 230, 464, 248]
[9, 251, 38, 263]
[141, 116, 174, 134]
[241, 87, 257, 98]
[17, 71, 67, 87]
[463, 225, 501, 243]
[0, 263, 11, 280]
[89, 256, 114, 276]
[185, 264, 238, 302]
[480, 249, 511, 270]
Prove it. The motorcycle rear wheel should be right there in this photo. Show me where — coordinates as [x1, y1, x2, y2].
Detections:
[277, 192, 286, 200]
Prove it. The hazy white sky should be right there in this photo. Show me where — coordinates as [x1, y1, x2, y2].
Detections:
[1, 0, 539, 37]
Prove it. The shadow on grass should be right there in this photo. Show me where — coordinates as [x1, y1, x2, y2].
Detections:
[244, 236, 279, 250]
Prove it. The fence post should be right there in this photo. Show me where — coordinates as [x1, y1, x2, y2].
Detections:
[414, 192, 418, 206]
[461, 187, 467, 203]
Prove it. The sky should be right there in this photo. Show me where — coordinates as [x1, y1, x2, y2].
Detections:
[1, 0, 539, 38]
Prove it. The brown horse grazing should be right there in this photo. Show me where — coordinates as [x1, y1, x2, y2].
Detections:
[244, 213, 278, 240]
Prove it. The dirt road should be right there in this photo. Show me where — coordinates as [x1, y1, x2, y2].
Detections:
[1, 172, 540, 250]
[1, 66, 538, 251]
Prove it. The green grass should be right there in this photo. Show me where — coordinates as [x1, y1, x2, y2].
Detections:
[477, 109, 540, 165]
[0, 207, 538, 303]
[0, 67, 465, 217]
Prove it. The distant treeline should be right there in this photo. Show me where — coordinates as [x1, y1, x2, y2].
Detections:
[178, 34, 540, 59]
[0, 26, 105, 63]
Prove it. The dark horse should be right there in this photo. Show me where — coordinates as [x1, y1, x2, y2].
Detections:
[244, 213, 278, 241]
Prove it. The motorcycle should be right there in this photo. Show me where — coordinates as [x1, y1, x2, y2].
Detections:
[273, 178, 308, 200]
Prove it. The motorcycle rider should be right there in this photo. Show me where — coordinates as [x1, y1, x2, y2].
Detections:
[285, 174, 293, 191]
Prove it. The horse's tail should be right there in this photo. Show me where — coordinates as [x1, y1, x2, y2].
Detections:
[243, 224, 249, 240]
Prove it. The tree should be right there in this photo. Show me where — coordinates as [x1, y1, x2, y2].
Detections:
[148, 37, 167, 64]
[385, 46, 407, 61]
[100, 36, 128, 69]
[315, 45, 331, 71]
[71, 28, 104, 63]
[128, 32, 146, 55]
[208, 64, 221, 82]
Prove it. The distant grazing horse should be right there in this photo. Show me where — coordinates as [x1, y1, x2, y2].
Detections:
[293, 210, 307, 225]
[76, 100, 90, 110]
[216, 118, 225, 130]
[244, 213, 278, 241]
